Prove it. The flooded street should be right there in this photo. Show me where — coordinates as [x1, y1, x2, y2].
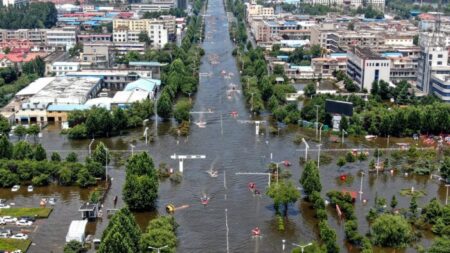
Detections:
[3, 0, 447, 252]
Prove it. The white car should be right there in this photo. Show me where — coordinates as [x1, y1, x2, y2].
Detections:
[0, 203, 10, 209]
[3, 216, 17, 223]
[11, 233, 28, 240]
[16, 219, 33, 226]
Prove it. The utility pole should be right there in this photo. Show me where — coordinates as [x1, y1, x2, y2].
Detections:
[446, 184, 450, 205]
[341, 129, 347, 145]
[302, 138, 309, 161]
[130, 144, 135, 156]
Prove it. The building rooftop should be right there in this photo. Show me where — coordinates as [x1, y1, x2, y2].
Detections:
[350, 46, 385, 60]
[129, 61, 166, 67]
[124, 78, 160, 92]
[112, 90, 149, 104]
[28, 77, 101, 105]
[16, 77, 56, 97]
[47, 104, 91, 111]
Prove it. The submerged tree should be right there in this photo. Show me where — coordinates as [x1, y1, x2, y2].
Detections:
[266, 180, 300, 216]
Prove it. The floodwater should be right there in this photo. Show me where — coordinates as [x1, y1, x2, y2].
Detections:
[2, 0, 448, 252]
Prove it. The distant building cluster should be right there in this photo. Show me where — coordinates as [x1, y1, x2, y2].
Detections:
[243, 1, 450, 102]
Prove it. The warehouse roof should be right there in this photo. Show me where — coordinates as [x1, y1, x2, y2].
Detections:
[16, 77, 55, 97]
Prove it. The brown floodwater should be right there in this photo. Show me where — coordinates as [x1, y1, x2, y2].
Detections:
[2, 0, 448, 252]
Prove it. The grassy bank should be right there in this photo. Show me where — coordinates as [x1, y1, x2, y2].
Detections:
[0, 239, 31, 252]
[0, 207, 52, 218]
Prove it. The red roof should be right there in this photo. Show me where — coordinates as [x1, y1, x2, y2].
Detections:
[0, 52, 46, 63]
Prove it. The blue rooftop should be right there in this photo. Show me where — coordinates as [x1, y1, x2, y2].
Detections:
[124, 78, 160, 92]
[381, 52, 403, 58]
[47, 104, 90, 112]
[276, 55, 289, 61]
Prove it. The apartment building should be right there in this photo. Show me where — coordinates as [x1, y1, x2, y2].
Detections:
[382, 52, 417, 82]
[82, 43, 113, 68]
[310, 23, 338, 50]
[51, 62, 81, 76]
[46, 29, 77, 49]
[312, 56, 347, 79]
[113, 17, 175, 35]
[328, 31, 384, 52]
[77, 34, 112, 43]
[130, 2, 174, 14]
[246, 4, 274, 17]
[301, 0, 384, 10]
[113, 18, 172, 48]
[347, 46, 390, 91]
[0, 29, 47, 44]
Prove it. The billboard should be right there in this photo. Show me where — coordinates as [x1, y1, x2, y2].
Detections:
[325, 99, 353, 116]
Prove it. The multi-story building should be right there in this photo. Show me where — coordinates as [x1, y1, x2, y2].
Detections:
[328, 31, 384, 53]
[130, 2, 175, 14]
[417, 32, 448, 94]
[0, 29, 47, 43]
[300, 0, 384, 10]
[113, 18, 172, 48]
[310, 23, 338, 50]
[46, 29, 77, 49]
[312, 56, 347, 79]
[430, 74, 450, 102]
[382, 52, 417, 82]
[347, 46, 391, 91]
[82, 43, 113, 68]
[77, 34, 112, 43]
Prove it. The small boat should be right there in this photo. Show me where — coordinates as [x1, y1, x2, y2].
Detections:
[27, 185, 33, 192]
[48, 198, 56, 205]
[248, 182, 256, 192]
[365, 135, 377, 140]
[195, 121, 207, 128]
[251, 227, 261, 237]
[40, 198, 47, 206]
[206, 169, 218, 178]
[11, 185, 20, 192]
[201, 196, 209, 205]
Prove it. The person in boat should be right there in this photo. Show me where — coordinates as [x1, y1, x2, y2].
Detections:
[201, 195, 209, 205]
[252, 227, 261, 236]
[248, 182, 256, 191]
[254, 189, 261, 195]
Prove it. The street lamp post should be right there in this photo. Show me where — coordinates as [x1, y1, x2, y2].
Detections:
[446, 184, 450, 205]
[292, 242, 313, 253]
[130, 144, 135, 156]
[315, 105, 320, 138]
[341, 129, 347, 145]
[88, 138, 95, 155]
[250, 92, 254, 112]
[282, 239, 286, 251]
[359, 171, 365, 201]
[148, 245, 168, 253]
[105, 148, 109, 184]
[319, 123, 323, 143]
[302, 138, 309, 161]
[317, 144, 322, 169]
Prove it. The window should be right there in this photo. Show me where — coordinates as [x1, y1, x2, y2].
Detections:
[438, 54, 443, 58]
[376, 63, 379, 67]
[437, 61, 442, 65]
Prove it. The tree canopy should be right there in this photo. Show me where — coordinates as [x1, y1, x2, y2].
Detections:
[123, 152, 159, 210]
[0, 3, 57, 29]
[371, 214, 413, 247]
[300, 160, 322, 195]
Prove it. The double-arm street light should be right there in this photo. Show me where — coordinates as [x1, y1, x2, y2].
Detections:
[148, 245, 168, 253]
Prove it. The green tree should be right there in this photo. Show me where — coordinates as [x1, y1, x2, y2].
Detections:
[26, 124, 40, 142]
[173, 98, 192, 123]
[440, 157, 450, 182]
[410, 196, 418, 216]
[51, 152, 61, 162]
[303, 83, 316, 97]
[140, 216, 178, 253]
[66, 152, 78, 162]
[112, 107, 128, 134]
[138, 31, 151, 44]
[85, 158, 105, 179]
[92, 142, 109, 165]
[98, 208, 141, 253]
[390, 195, 398, 210]
[76, 168, 96, 187]
[33, 144, 47, 161]
[266, 180, 300, 216]
[429, 237, 450, 253]
[345, 152, 356, 163]
[300, 160, 322, 195]
[0, 115, 11, 135]
[0, 135, 12, 159]
[337, 156, 346, 169]
[14, 125, 27, 140]
[123, 152, 159, 210]
[371, 214, 413, 247]
[58, 167, 74, 186]
[12, 141, 34, 160]
[64, 240, 84, 253]
[157, 91, 173, 120]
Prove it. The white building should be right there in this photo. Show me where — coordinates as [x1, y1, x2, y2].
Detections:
[417, 32, 449, 94]
[51, 62, 81, 76]
[347, 46, 390, 91]
[2, 0, 28, 6]
[148, 24, 168, 49]
[300, 0, 384, 10]
[46, 29, 77, 49]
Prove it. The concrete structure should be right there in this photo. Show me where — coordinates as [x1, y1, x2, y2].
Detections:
[347, 46, 390, 91]
[301, 0, 384, 10]
[312, 56, 347, 79]
[129, 61, 165, 79]
[77, 34, 112, 43]
[46, 29, 77, 49]
[51, 62, 81, 76]
[65, 220, 88, 243]
[16, 77, 101, 123]
[0, 29, 47, 43]
[382, 52, 417, 82]
[2, 0, 28, 6]
[417, 32, 448, 94]
[130, 3, 174, 14]
[82, 43, 113, 68]
[430, 74, 450, 102]
[124, 78, 160, 98]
